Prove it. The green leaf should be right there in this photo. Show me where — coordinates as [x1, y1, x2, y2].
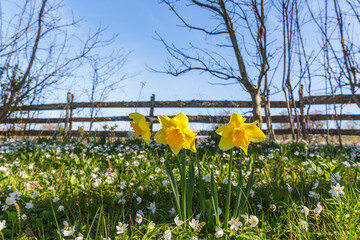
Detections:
[233, 157, 244, 217]
[6, 211, 18, 223]
[165, 158, 182, 219]
[238, 159, 255, 217]
[187, 161, 195, 217]
[210, 157, 219, 224]
[197, 153, 206, 221]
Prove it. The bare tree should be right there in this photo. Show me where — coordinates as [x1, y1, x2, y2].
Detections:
[155, 0, 275, 128]
[0, 0, 121, 122]
[304, 0, 358, 146]
[333, 0, 360, 106]
[274, 0, 304, 140]
[294, 0, 313, 142]
[85, 50, 131, 130]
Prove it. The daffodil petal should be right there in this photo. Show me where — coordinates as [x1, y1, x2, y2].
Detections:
[154, 129, 167, 144]
[129, 112, 144, 123]
[245, 122, 266, 142]
[219, 135, 233, 151]
[239, 146, 248, 155]
[216, 125, 233, 138]
[228, 113, 246, 126]
[182, 129, 199, 150]
[183, 128, 199, 139]
[189, 138, 197, 153]
[158, 115, 173, 129]
[170, 145, 182, 155]
[142, 130, 151, 146]
[215, 125, 226, 136]
[138, 119, 152, 132]
[172, 112, 189, 129]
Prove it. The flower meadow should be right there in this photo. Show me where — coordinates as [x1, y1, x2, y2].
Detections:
[0, 113, 360, 239]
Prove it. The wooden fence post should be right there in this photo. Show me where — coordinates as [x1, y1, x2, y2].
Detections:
[69, 93, 74, 136]
[65, 92, 71, 136]
[150, 94, 155, 132]
[299, 85, 307, 141]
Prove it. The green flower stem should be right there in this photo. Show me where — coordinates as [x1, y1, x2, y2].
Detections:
[181, 150, 187, 220]
[49, 199, 62, 239]
[233, 156, 243, 218]
[197, 153, 206, 221]
[211, 156, 220, 223]
[339, 197, 343, 221]
[187, 158, 195, 218]
[224, 149, 233, 229]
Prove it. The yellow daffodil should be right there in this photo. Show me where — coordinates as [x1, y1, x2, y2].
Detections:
[129, 112, 152, 145]
[58, 127, 64, 132]
[78, 127, 85, 135]
[154, 112, 199, 155]
[216, 113, 266, 155]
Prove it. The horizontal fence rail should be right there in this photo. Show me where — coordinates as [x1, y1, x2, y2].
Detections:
[1, 100, 294, 111]
[1, 129, 359, 137]
[1, 94, 359, 112]
[303, 95, 360, 105]
[1, 114, 360, 124]
[1, 92, 360, 138]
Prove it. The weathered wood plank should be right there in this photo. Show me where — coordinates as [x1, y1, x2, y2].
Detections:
[303, 95, 360, 104]
[1, 94, 359, 112]
[0, 100, 294, 111]
[0, 130, 128, 137]
[1, 128, 360, 137]
[2, 114, 360, 124]
[197, 129, 360, 136]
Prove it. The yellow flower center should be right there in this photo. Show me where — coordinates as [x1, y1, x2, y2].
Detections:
[130, 122, 142, 138]
[232, 127, 250, 147]
[165, 127, 185, 148]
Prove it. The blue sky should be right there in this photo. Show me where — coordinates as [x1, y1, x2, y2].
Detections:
[62, 0, 246, 103]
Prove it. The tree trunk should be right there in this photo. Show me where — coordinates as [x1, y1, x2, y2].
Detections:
[250, 90, 262, 128]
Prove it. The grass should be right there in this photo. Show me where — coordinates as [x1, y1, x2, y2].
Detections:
[0, 133, 359, 239]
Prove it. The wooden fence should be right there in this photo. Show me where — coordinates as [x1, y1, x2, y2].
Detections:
[0, 92, 360, 138]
